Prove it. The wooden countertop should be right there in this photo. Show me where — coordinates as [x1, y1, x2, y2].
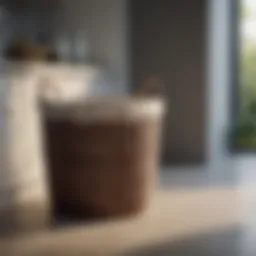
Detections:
[0, 186, 248, 255]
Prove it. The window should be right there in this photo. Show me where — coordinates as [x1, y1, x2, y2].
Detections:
[232, 0, 256, 150]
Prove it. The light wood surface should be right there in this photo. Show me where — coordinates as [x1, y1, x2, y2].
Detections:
[0, 186, 250, 255]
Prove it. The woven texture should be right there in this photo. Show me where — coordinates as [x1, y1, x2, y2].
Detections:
[44, 103, 163, 218]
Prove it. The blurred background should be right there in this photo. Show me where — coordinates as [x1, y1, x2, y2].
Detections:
[0, 0, 207, 165]
[1, 0, 256, 255]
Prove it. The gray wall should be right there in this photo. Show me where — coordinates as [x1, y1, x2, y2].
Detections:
[130, 0, 206, 165]
[0, 1, 57, 52]
[1, 0, 208, 165]
[0, 0, 129, 92]
[54, 0, 129, 91]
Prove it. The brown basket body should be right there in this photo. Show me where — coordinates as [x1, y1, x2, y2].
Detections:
[44, 100, 163, 218]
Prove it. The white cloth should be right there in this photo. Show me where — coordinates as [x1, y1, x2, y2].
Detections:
[0, 62, 111, 209]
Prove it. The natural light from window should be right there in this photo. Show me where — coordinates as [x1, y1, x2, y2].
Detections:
[232, 0, 256, 149]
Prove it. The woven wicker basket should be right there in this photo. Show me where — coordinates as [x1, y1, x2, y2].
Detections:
[44, 97, 164, 218]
